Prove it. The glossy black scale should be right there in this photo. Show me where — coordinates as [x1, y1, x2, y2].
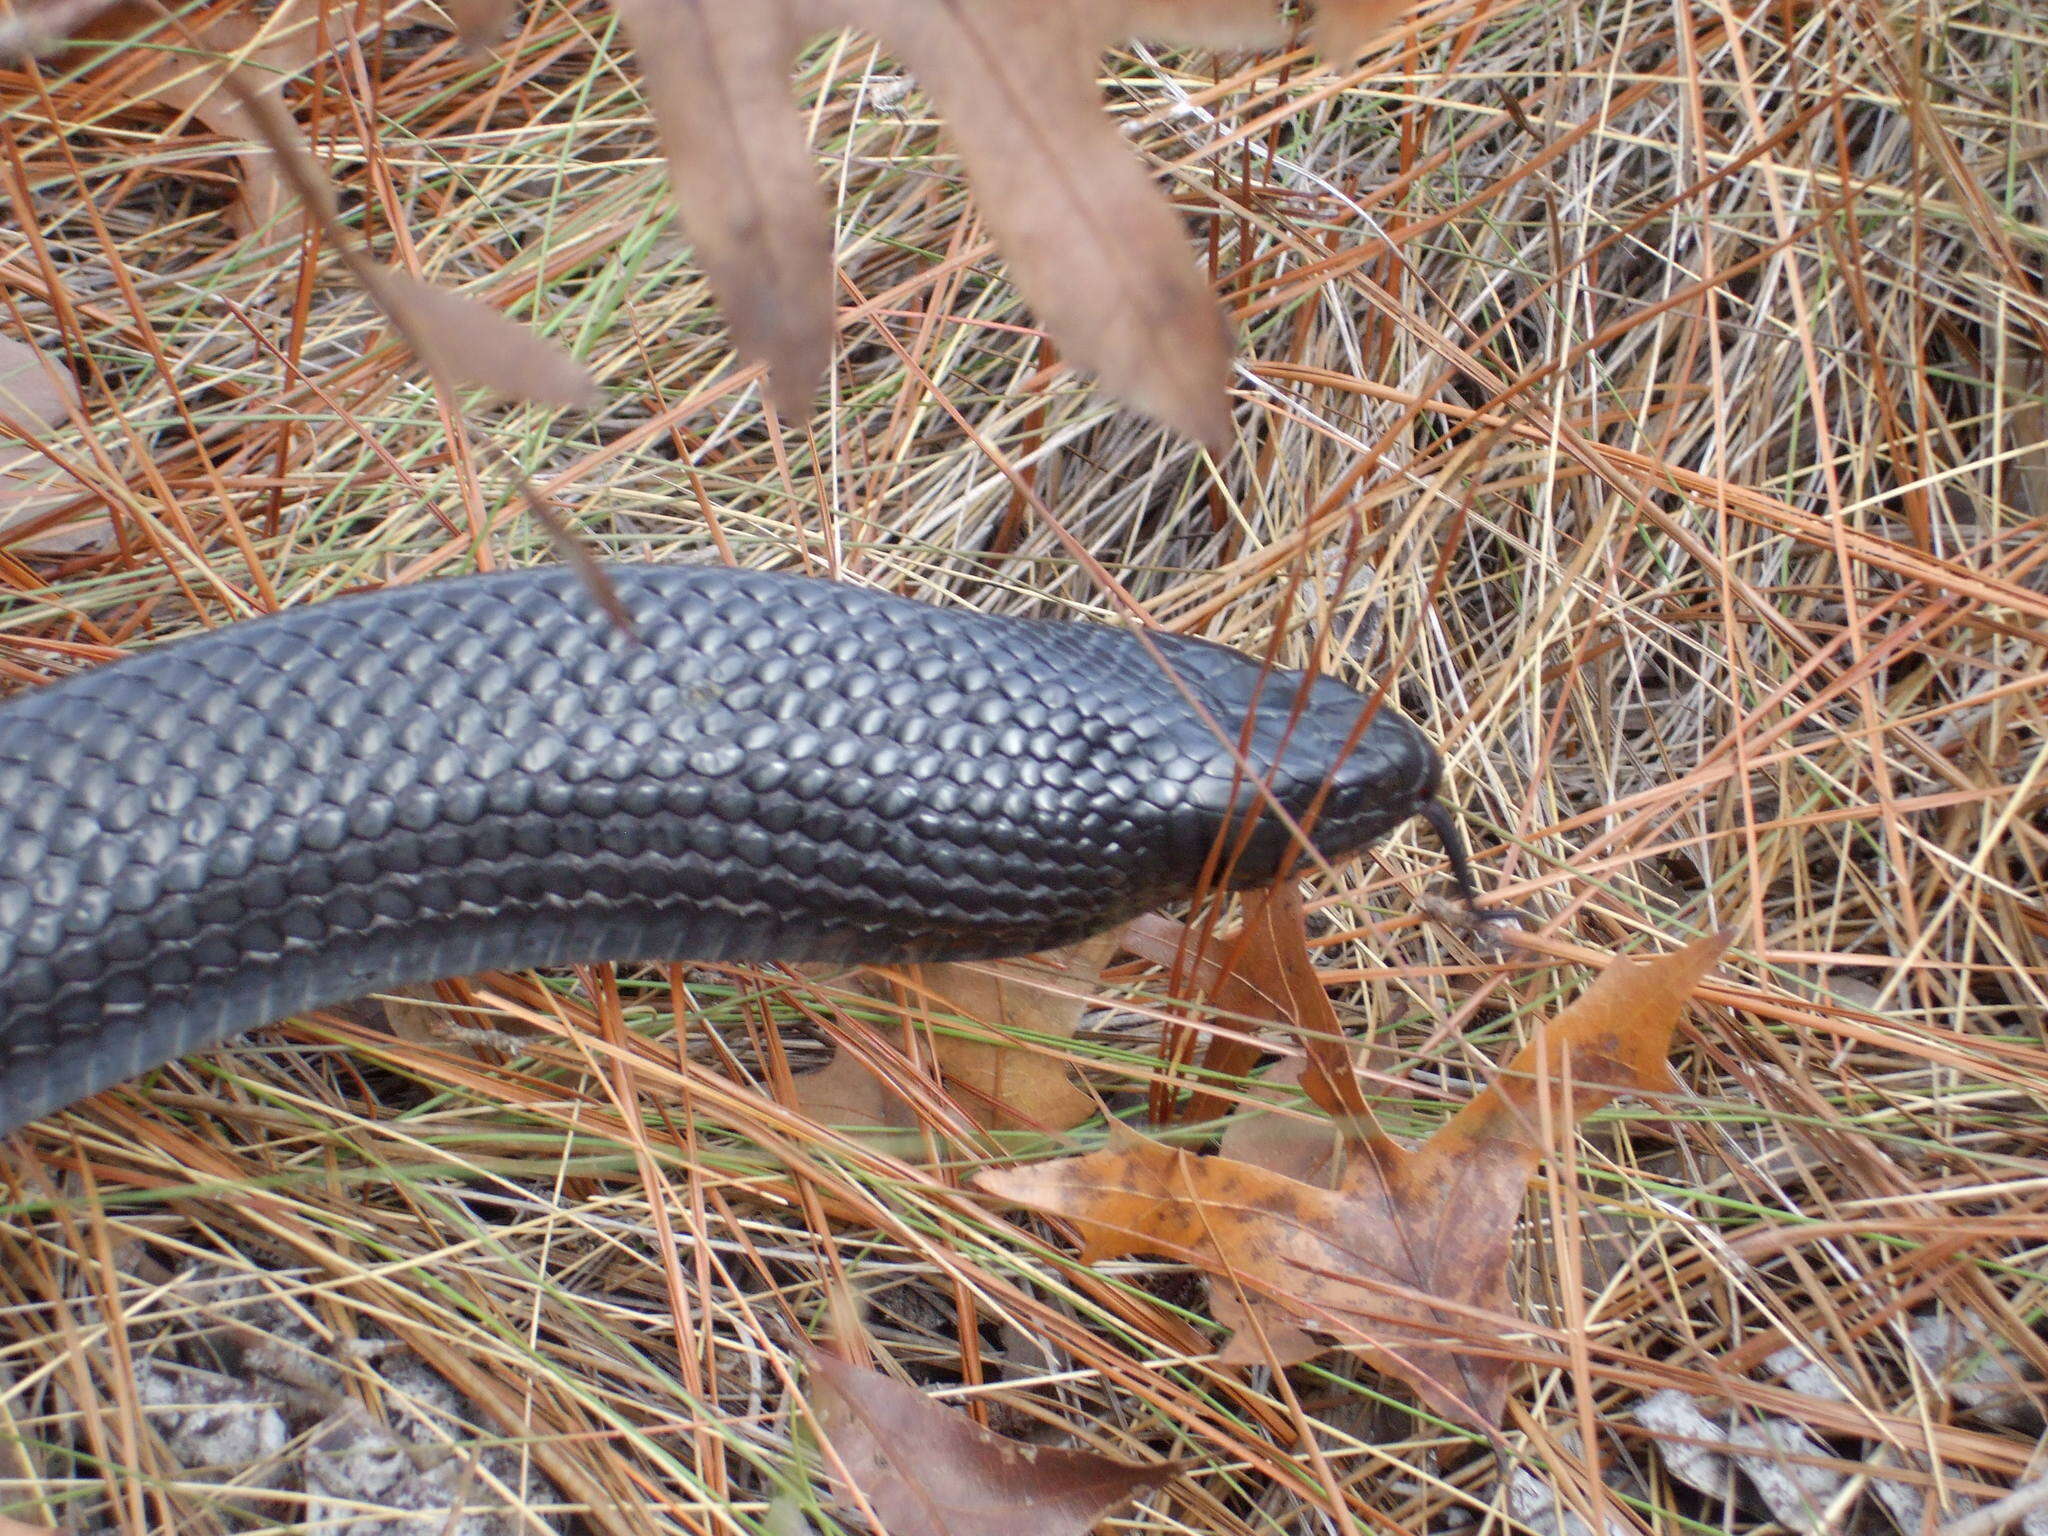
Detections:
[0, 565, 1441, 1132]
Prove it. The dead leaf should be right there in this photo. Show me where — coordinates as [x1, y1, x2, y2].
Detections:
[792, 938, 1115, 1153]
[0, 332, 103, 552]
[356, 267, 602, 409]
[199, 70, 337, 223]
[1120, 0, 1291, 48]
[0, 0, 131, 58]
[373, 982, 505, 1063]
[1125, 0, 1408, 59]
[443, 0, 518, 50]
[1634, 1389, 1845, 1533]
[836, 1, 1233, 442]
[1909, 1314, 2043, 1430]
[1446, 930, 1721, 1157]
[1211, 884, 1379, 1130]
[0, 334, 75, 436]
[977, 934, 1731, 1428]
[1208, 1054, 1344, 1364]
[1215, 1055, 1342, 1187]
[1506, 1458, 1635, 1536]
[111, 2, 340, 236]
[801, 1341, 1171, 1536]
[1313, 0, 1414, 63]
[884, 934, 1117, 1133]
[607, 0, 832, 415]
[0, 1518, 61, 1536]
[788, 1045, 924, 1135]
[784, 1027, 945, 1162]
[1136, 889, 1390, 1127]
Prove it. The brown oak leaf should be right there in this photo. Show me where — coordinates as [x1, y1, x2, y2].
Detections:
[977, 933, 1731, 1428]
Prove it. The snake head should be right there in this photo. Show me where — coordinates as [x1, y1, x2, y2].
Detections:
[1145, 634, 1443, 891]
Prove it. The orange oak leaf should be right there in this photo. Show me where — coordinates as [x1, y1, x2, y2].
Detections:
[801, 1341, 1172, 1536]
[1208, 883, 1380, 1130]
[977, 933, 1731, 1428]
[1207, 1052, 1349, 1365]
[1131, 886, 1386, 1127]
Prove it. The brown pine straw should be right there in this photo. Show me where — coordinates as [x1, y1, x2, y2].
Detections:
[1, 4, 2045, 1533]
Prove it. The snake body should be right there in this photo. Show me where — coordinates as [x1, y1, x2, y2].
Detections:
[0, 565, 1443, 1134]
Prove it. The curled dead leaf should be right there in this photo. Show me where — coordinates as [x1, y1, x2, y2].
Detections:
[356, 267, 602, 409]
[801, 1340, 1172, 1536]
[0, 333, 107, 552]
[608, 0, 831, 416]
[1212, 884, 1381, 1129]
[1634, 1389, 1847, 1533]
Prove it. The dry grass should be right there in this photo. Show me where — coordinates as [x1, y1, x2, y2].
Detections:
[2, 0, 2046, 1532]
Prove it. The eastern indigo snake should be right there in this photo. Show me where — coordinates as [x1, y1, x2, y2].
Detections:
[0, 565, 1468, 1133]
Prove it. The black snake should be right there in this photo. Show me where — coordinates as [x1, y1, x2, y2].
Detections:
[0, 565, 1467, 1133]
